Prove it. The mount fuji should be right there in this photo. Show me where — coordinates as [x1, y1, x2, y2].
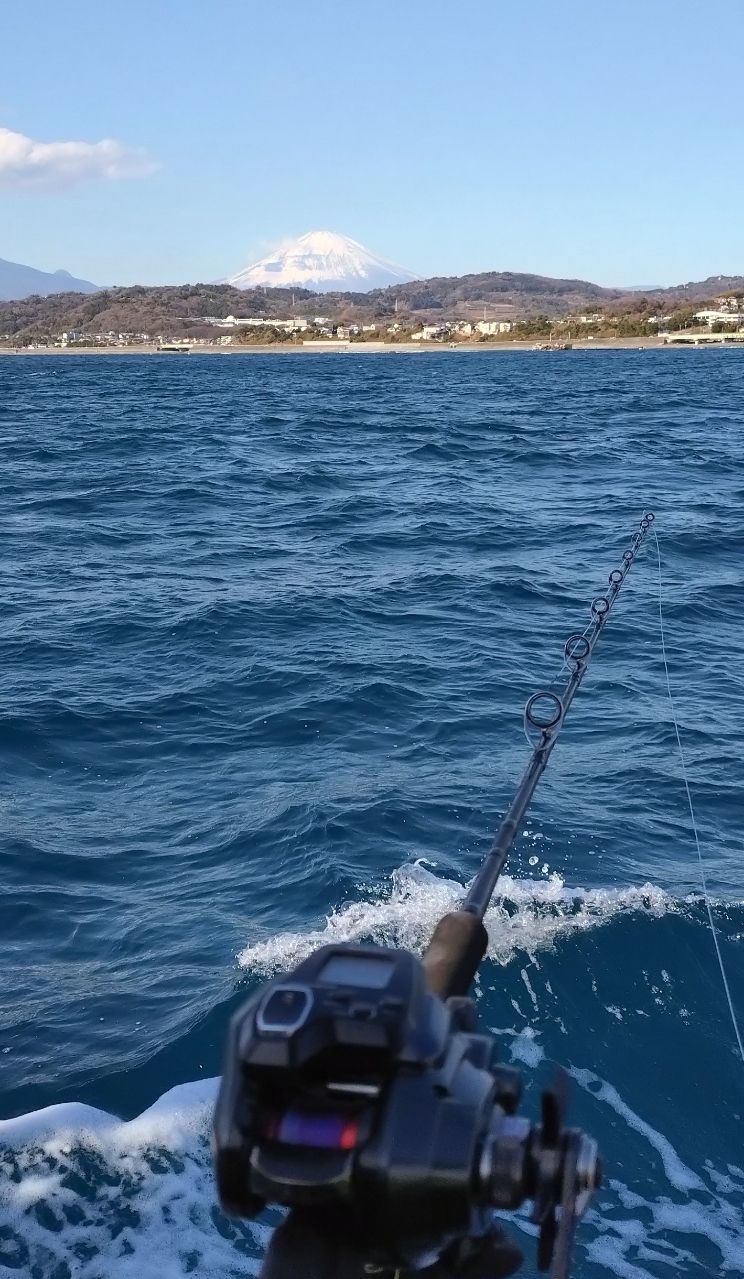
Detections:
[225, 230, 415, 293]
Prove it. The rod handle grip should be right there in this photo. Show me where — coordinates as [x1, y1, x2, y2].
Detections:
[422, 910, 489, 999]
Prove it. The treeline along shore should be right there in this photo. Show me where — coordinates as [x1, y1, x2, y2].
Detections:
[2, 269, 744, 350]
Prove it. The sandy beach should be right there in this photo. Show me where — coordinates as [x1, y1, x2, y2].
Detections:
[0, 337, 671, 356]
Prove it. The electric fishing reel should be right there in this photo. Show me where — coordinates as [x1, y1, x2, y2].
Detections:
[213, 516, 656, 1277]
[213, 940, 601, 1279]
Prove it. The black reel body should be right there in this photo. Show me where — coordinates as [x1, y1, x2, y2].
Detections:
[212, 521, 654, 1276]
[213, 943, 599, 1275]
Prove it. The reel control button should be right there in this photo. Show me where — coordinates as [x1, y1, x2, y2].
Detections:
[257, 986, 314, 1035]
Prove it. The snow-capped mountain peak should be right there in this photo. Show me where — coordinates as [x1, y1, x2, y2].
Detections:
[225, 230, 414, 293]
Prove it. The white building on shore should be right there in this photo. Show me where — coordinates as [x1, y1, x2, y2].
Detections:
[693, 310, 743, 327]
[475, 320, 512, 335]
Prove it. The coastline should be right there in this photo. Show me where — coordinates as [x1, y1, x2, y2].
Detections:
[0, 337, 678, 356]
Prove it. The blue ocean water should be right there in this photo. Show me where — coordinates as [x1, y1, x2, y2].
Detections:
[1, 348, 743, 1279]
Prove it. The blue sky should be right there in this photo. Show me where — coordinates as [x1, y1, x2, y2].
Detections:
[1, 2, 742, 288]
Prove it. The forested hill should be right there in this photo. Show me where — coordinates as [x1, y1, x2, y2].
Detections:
[0, 273, 617, 337]
[0, 284, 317, 340]
[362, 270, 622, 314]
[1, 271, 744, 340]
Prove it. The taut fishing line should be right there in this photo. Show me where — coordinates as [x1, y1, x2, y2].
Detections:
[652, 525, 744, 1065]
[517, 516, 742, 1064]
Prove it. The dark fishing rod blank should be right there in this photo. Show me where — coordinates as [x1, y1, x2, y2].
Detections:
[422, 513, 654, 999]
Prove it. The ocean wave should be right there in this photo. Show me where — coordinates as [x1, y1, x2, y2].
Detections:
[2, 1061, 742, 1279]
[0, 1079, 267, 1279]
[5, 348, 744, 1278]
[237, 862, 676, 974]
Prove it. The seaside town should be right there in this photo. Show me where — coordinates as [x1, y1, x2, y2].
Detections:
[4, 292, 744, 352]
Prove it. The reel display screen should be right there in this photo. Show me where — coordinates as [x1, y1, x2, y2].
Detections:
[318, 954, 395, 989]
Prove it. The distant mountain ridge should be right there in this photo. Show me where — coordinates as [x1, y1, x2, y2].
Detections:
[352, 270, 744, 316]
[355, 269, 622, 318]
[226, 231, 414, 293]
[0, 256, 98, 302]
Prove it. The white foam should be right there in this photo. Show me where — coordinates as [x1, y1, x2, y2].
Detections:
[572, 1067, 704, 1194]
[0, 1079, 268, 1279]
[0, 1078, 218, 1150]
[2, 869, 733, 1279]
[506, 1026, 545, 1068]
[654, 1200, 744, 1271]
[583, 1182, 744, 1278]
[520, 967, 540, 1013]
[238, 862, 675, 975]
[12, 1173, 63, 1206]
[3, 1059, 742, 1278]
[586, 1231, 683, 1279]
[573, 1067, 744, 1277]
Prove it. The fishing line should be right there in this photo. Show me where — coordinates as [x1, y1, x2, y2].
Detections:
[652, 525, 744, 1065]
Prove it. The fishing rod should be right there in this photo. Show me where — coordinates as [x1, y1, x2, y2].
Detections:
[423, 511, 655, 999]
[213, 514, 654, 1279]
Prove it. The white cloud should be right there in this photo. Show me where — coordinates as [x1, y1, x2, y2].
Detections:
[0, 126, 157, 189]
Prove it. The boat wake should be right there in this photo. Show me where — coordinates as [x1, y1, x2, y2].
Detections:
[2, 1056, 742, 1278]
[1, 865, 740, 1278]
[237, 861, 675, 974]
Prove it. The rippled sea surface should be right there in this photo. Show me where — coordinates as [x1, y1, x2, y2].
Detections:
[2, 349, 744, 1279]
